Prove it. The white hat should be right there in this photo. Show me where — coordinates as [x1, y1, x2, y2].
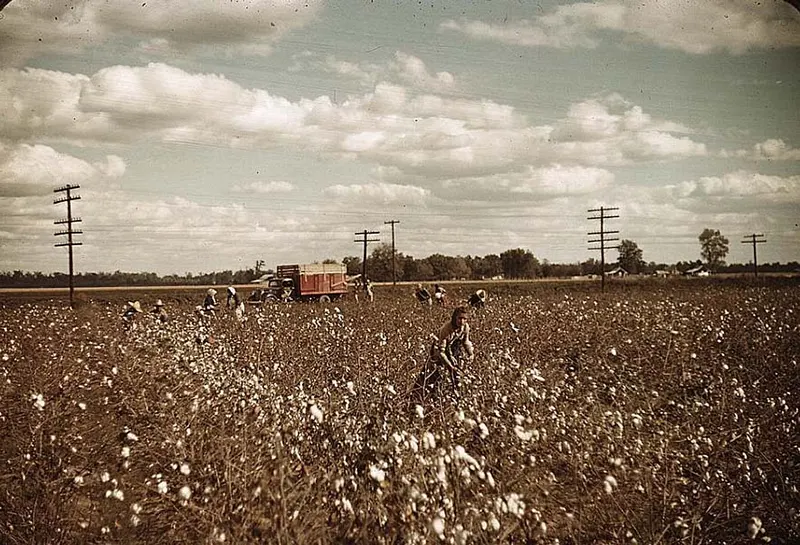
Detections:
[154, 299, 164, 307]
[476, 289, 486, 300]
[227, 286, 236, 295]
[207, 288, 217, 296]
[128, 301, 143, 312]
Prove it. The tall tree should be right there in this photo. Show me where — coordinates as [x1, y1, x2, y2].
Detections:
[367, 244, 404, 282]
[699, 228, 730, 270]
[617, 239, 645, 274]
[500, 248, 539, 279]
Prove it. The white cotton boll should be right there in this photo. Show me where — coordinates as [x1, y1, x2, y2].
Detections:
[415, 405, 425, 419]
[514, 425, 533, 441]
[73, 475, 84, 486]
[423, 432, 436, 450]
[31, 393, 45, 411]
[121, 446, 130, 458]
[77, 402, 87, 411]
[346, 381, 356, 395]
[386, 384, 396, 395]
[179, 485, 192, 500]
[158, 481, 168, 494]
[369, 465, 385, 483]
[180, 463, 191, 475]
[478, 422, 489, 438]
[341, 497, 353, 513]
[309, 404, 324, 424]
[100, 471, 111, 483]
[431, 516, 445, 539]
[130, 514, 140, 527]
[131, 503, 142, 514]
[747, 517, 762, 539]
[126, 431, 138, 442]
[610, 347, 617, 356]
[603, 475, 618, 494]
[111, 488, 124, 501]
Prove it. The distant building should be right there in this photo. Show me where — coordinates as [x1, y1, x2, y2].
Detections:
[606, 266, 628, 277]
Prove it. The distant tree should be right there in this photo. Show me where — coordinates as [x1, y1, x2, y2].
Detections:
[699, 228, 730, 270]
[342, 256, 362, 276]
[366, 244, 404, 282]
[617, 239, 645, 274]
[580, 258, 602, 276]
[500, 248, 539, 279]
[470, 254, 503, 279]
[322, 258, 339, 264]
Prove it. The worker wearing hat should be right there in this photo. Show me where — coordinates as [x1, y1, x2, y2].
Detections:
[122, 301, 143, 329]
[151, 299, 168, 323]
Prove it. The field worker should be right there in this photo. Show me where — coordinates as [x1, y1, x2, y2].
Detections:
[414, 284, 432, 306]
[226, 286, 237, 309]
[151, 299, 169, 323]
[364, 278, 374, 303]
[233, 292, 246, 321]
[202, 288, 217, 314]
[468, 289, 487, 310]
[434, 284, 446, 306]
[122, 301, 143, 329]
[413, 306, 475, 400]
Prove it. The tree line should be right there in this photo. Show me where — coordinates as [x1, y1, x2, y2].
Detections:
[2, 232, 798, 288]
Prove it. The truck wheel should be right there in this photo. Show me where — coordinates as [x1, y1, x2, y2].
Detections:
[319, 295, 331, 303]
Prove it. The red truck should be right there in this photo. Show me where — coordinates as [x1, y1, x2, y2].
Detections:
[250, 263, 350, 303]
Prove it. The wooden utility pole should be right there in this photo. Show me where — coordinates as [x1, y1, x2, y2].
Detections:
[354, 229, 380, 282]
[384, 220, 400, 285]
[588, 206, 619, 292]
[54, 184, 82, 309]
[741, 234, 766, 278]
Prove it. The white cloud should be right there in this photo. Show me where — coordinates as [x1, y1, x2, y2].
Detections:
[671, 170, 800, 201]
[441, 0, 800, 55]
[232, 181, 294, 194]
[0, 0, 321, 67]
[323, 182, 430, 206]
[722, 138, 800, 161]
[0, 142, 124, 197]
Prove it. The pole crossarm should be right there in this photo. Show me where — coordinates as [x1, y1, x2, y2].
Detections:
[354, 229, 380, 283]
[587, 205, 620, 292]
[54, 184, 82, 309]
[384, 220, 400, 285]
[741, 234, 767, 278]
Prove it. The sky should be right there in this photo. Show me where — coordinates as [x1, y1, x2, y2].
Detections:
[1, 0, 799, 275]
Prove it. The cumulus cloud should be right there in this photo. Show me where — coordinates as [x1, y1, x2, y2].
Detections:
[441, 0, 800, 55]
[0, 142, 124, 197]
[548, 94, 706, 164]
[232, 181, 295, 194]
[671, 170, 800, 201]
[721, 138, 800, 161]
[323, 182, 430, 206]
[0, 0, 321, 67]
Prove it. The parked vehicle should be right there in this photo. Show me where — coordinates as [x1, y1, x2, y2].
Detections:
[249, 263, 350, 303]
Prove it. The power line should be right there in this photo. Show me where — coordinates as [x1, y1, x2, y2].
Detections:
[741, 233, 767, 278]
[54, 184, 82, 309]
[588, 206, 619, 293]
[353, 229, 380, 282]
[384, 220, 400, 285]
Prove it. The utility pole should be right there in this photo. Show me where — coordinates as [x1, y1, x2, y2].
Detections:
[588, 206, 619, 292]
[54, 184, 82, 309]
[354, 229, 380, 282]
[384, 220, 400, 285]
[741, 233, 766, 278]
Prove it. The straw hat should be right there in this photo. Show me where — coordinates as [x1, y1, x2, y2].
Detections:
[207, 288, 217, 296]
[154, 299, 164, 307]
[227, 286, 236, 295]
[476, 289, 487, 301]
[128, 301, 143, 313]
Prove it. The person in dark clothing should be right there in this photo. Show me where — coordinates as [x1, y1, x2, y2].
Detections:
[467, 289, 487, 309]
[413, 306, 475, 400]
[414, 284, 432, 306]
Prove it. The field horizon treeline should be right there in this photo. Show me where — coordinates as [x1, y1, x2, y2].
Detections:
[3, 244, 799, 288]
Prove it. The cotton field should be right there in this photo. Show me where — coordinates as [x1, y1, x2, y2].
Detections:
[1, 279, 798, 544]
